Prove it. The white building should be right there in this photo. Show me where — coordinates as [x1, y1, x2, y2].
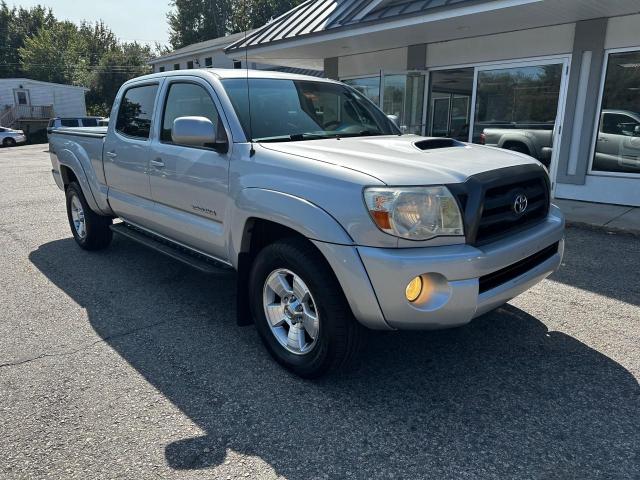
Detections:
[0, 78, 88, 135]
[226, 0, 640, 207]
[149, 31, 323, 77]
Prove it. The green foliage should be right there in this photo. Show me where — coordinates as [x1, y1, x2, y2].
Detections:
[167, 0, 305, 49]
[0, 1, 152, 116]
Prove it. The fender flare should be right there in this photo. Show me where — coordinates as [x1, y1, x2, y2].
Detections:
[497, 135, 538, 158]
[228, 188, 353, 265]
[56, 146, 111, 216]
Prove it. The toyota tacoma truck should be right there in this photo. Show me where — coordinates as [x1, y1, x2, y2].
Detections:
[49, 69, 565, 377]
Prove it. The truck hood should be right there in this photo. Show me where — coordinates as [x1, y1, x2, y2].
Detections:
[260, 135, 542, 185]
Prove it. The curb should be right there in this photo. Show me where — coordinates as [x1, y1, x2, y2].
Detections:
[565, 220, 640, 237]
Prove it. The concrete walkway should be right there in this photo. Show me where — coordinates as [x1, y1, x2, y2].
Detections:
[554, 198, 640, 234]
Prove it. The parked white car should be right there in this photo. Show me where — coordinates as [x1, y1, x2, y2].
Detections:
[0, 127, 27, 147]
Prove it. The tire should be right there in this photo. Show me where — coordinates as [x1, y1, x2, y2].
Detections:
[65, 182, 113, 250]
[249, 238, 364, 378]
[3, 137, 16, 147]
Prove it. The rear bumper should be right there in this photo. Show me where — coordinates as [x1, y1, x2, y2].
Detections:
[355, 205, 565, 330]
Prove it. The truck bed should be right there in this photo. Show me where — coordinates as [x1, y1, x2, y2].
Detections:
[50, 126, 108, 138]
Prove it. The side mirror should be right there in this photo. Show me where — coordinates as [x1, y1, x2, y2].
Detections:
[172, 116, 226, 151]
[635, 125, 640, 136]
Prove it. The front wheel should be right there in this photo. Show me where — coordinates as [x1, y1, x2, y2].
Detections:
[65, 182, 113, 250]
[249, 238, 364, 378]
[3, 137, 16, 147]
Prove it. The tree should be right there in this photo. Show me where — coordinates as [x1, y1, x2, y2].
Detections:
[167, 0, 232, 49]
[86, 43, 152, 116]
[231, 0, 303, 33]
[166, 0, 305, 49]
[0, 2, 56, 78]
[19, 20, 83, 84]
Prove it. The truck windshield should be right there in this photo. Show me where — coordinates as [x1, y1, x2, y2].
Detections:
[222, 78, 399, 142]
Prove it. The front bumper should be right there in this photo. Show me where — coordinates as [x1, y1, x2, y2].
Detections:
[356, 205, 565, 330]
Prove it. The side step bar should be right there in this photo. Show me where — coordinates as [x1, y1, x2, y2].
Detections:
[110, 223, 232, 275]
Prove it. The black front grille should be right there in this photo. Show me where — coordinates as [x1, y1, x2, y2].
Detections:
[447, 165, 551, 246]
[478, 242, 559, 293]
[475, 176, 549, 245]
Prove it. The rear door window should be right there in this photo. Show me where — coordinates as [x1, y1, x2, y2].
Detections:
[61, 119, 79, 127]
[116, 84, 159, 139]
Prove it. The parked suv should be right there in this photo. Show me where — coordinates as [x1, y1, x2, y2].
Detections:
[46, 117, 105, 140]
[48, 69, 565, 377]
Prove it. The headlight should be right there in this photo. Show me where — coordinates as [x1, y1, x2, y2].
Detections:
[363, 186, 464, 240]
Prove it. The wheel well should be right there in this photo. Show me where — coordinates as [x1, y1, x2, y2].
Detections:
[243, 218, 307, 257]
[59, 165, 78, 188]
[235, 218, 319, 326]
[502, 141, 530, 155]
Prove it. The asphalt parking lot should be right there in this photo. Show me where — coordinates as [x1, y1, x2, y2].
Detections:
[1, 144, 639, 479]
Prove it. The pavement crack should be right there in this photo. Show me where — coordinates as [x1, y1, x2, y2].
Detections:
[0, 319, 171, 369]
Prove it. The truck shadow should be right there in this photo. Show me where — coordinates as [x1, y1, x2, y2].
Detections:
[549, 226, 640, 306]
[29, 237, 639, 479]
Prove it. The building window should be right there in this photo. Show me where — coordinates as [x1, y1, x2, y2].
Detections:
[187, 60, 194, 69]
[159, 66, 165, 72]
[592, 50, 640, 175]
[233, 60, 242, 69]
[343, 76, 380, 105]
[174, 63, 180, 70]
[205, 57, 213, 67]
[427, 68, 474, 141]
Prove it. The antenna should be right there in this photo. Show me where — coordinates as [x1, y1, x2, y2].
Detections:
[243, 1, 255, 157]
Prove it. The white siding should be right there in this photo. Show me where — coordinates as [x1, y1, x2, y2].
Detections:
[605, 14, 640, 50]
[338, 48, 407, 77]
[426, 23, 575, 68]
[0, 79, 87, 117]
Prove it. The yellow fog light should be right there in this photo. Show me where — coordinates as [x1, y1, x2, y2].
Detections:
[405, 276, 423, 302]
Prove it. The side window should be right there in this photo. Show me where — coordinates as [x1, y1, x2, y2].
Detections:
[116, 84, 159, 139]
[81, 118, 98, 127]
[161, 82, 225, 146]
[602, 113, 639, 136]
[61, 119, 79, 127]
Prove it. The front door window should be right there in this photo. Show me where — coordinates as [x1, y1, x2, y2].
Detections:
[14, 90, 29, 106]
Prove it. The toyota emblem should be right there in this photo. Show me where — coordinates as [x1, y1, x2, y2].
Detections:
[513, 193, 528, 215]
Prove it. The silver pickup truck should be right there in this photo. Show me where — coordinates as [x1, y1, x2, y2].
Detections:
[49, 69, 565, 377]
[480, 124, 555, 167]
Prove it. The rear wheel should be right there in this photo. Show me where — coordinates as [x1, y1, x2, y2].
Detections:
[3, 137, 16, 147]
[65, 182, 113, 250]
[249, 238, 364, 378]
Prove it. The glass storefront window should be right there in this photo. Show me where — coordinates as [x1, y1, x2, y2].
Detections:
[592, 50, 640, 175]
[427, 68, 474, 141]
[343, 76, 380, 105]
[344, 74, 425, 134]
[473, 64, 562, 141]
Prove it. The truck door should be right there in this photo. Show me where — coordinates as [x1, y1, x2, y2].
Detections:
[595, 112, 640, 173]
[147, 78, 231, 259]
[103, 82, 160, 225]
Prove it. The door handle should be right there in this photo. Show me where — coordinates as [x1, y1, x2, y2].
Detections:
[150, 158, 165, 168]
[599, 137, 608, 142]
[105, 151, 117, 158]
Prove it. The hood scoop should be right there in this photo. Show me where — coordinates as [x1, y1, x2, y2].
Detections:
[414, 138, 465, 151]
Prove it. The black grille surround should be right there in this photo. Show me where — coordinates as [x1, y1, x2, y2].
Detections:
[478, 242, 560, 294]
[447, 164, 551, 246]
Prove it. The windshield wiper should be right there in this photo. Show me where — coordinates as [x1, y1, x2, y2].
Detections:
[254, 133, 327, 143]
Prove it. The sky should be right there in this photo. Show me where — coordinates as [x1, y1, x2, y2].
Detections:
[8, 1, 173, 46]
